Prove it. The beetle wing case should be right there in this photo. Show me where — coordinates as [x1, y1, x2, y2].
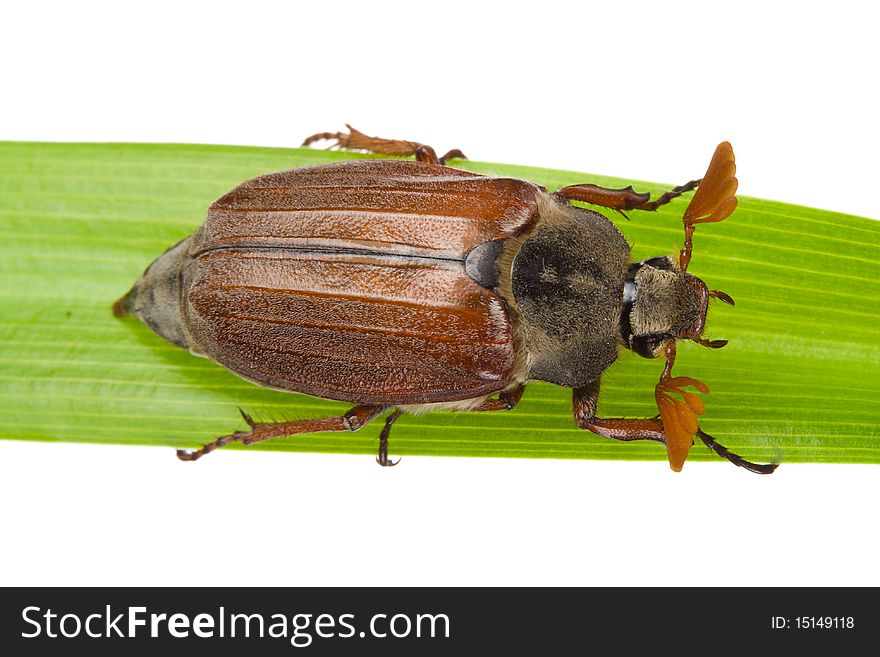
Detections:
[173, 160, 542, 405]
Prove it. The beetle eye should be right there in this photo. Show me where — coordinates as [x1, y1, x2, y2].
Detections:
[630, 333, 669, 359]
[641, 256, 675, 271]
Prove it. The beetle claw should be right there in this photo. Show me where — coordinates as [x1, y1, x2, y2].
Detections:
[238, 407, 256, 428]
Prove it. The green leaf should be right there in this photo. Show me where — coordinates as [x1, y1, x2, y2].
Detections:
[1, 142, 877, 466]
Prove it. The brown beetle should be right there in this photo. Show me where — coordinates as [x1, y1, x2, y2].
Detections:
[114, 126, 776, 473]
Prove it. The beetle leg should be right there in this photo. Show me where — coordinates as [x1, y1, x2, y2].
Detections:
[554, 179, 701, 216]
[572, 379, 776, 474]
[573, 379, 667, 442]
[695, 430, 778, 475]
[471, 384, 525, 412]
[302, 124, 467, 164]
[436, 148, 467, 164]
[176, 404, 387, 461]
[376, 409, 403, 467]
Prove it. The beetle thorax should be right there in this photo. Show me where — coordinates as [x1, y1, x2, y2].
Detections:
[506, 198, 631, 388]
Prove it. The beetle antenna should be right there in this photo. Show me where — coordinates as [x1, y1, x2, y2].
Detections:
[693, 337, 728, 349]
[680, 143, 738, 271]
[696, 429, 778, 474]
[709, 289, 735, 306]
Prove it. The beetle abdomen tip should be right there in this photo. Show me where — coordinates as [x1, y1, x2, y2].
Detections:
[111, 291, 132, 317]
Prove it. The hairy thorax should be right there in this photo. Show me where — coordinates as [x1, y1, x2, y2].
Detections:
[497, 194, 631, 388]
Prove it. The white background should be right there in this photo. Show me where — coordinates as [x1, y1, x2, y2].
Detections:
[1, 1, 878, 587]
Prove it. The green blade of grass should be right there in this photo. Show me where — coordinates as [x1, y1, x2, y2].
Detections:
[1, 142, 878, 465]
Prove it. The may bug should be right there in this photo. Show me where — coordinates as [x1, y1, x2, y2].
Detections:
[113, 125, 776, 473]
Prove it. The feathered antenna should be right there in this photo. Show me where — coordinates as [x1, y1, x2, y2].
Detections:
[679, 142, 738, 271]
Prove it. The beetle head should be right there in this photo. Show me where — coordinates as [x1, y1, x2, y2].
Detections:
[620, 256, 733, 358]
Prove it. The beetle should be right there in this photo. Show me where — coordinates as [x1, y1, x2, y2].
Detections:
[113, 125, 776, 473]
